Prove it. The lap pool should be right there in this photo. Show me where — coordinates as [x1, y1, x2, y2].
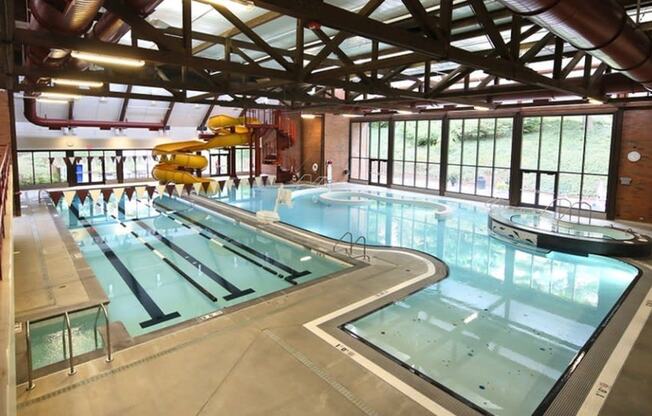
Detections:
[212, 183, 639, 416]
[33, 193, 348, 370]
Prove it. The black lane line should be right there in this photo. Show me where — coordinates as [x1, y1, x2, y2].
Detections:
[119, 224, 218, 303]
[132, 219, 255, 300]
[144, 199, 299, 284]
[153, 199, 311, 283]
[69, 204, 180, 329]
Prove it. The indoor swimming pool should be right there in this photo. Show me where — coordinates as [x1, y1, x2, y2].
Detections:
[34, 193, 347, 370]
[213, 183, 640, 416]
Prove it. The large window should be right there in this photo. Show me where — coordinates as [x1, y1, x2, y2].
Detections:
[349, 121, 389, 181]
[235, 146, 256, 175]
[447, 117, 513, 198]
[123, 150, 155, 181]
[521, 115, 613, 211]
[17, 151, 68, 187]
[393, 119, 442, 190]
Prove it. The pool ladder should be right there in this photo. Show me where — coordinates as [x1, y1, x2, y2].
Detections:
[333, 232, 370, 262]
[23, 302, 112, 390]
[542, 198, 593, 225]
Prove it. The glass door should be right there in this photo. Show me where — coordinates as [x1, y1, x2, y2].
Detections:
[521, 170, 559, 209]
[369, 159, 388, 186]
[210, 152, 229, 176]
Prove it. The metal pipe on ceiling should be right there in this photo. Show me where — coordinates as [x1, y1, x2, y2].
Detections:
[496, 0, 652, 91]
[23, 98, 165, 130]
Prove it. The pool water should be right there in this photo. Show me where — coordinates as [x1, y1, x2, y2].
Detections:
[53, 194, 347, 338]
[214, 184, 639, 416]
[29, 311, 103, 370]
[510, 213, 633, 240]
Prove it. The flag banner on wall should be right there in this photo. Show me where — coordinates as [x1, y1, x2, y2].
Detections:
[67, 157, 75, 166]
[218, 180, 226, 191]
[89, 189, 103, 202]
[63, 190, 77, 206]
[49, 191, 63, 206]
[135, 186, 147, 200]
[142, 155, 148, 160]
[225, 178, 233, 191]
[124, 187, 135, 201]
[268, 175, 276, 185]
[111, 156, 116, 162]
[146, 186, 156, 199]
[207, 181, 219, 195]
[262, 176, 269, 186]
[255, 177, 263, 187]
[88, 156, 94, 162]
[48, 157, 55, 165]
[175, 183, 185, 196]
[113, 187, 125, 201]
[77, 189, 89, 205]
[193, 182, 202, 194]
[101, 189, 114, 201]
[156, 184, 166, 197]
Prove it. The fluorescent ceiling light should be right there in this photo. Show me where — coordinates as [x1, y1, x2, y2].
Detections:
[52, 78, 103, 88]
[40, 92, 81, 100]
[474, 105, 492, 111]
[301, 114, 316, 119]
[36, 98, 70, 104]
[71, 51, 145, 67]
[197, 0, 254, 12]
[342, 114, 358, 118]
[587, 98, 605, 105]
[397, 110, 413, 115]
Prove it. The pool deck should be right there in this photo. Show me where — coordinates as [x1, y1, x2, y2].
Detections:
[10, 191, 652, 416]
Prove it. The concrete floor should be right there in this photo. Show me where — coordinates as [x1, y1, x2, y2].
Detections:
[11, 192, 652, 416]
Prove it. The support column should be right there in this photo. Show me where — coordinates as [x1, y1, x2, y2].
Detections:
[439, 116, 450, 196]
[606, 109, 624, 220]
[509, 113, 524, 206]
[6, 92, 20, 216]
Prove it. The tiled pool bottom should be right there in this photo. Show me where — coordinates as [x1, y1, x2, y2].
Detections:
[43, 194, 347, 365]
[213, 184, 640, 416]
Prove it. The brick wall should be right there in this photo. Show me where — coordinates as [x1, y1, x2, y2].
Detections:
[616, 109, 652, 222]
[0, 91, 10, 147]
[323, 114, 350, 182]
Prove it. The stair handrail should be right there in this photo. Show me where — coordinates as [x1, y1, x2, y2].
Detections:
[296, 174, 313, 183]
[352, 236, 370, 261]
[23, 301, 112, 390]
[571, 200, 593, 225]
[333, 232, 353, 256]
[541, 197, 572, 221]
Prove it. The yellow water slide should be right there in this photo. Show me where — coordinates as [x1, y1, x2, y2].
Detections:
[152, 115, 260, 184]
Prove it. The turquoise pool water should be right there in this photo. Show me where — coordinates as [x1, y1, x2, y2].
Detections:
[49, 194, 346, 345]
[214, 184, 639, 416]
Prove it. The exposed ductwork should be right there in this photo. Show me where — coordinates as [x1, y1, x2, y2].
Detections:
[23, 98, 165, 131]
[496, 0, 652, 91]
[25, 0, 168, 130]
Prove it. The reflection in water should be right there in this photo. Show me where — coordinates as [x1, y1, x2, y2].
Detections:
[219, 186, 638, 416]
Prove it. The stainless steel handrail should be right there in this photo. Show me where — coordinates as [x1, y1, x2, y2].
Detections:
[24, 301, 111, 390]
[64, 312, 76, 376]
[333, 232, 353, 256]
[542, 197, 572, 221]
[571, 201, 593, 225]
[296, 174, 312, 183]
[93, 304, 113, 362]
[313, 176, 327, 185]
[25, 322, 35, 390]
[352, 236, 370, 262]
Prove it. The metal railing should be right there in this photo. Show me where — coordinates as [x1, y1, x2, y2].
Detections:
[313, 176, 327, 185]
[352, 236, 370, 261]
[541, 197, 572, 221]
[570, 201, 593, 225]
[296, 174, 313, 183]
[333, 232, 353, 256]
[24, 302, 112, 390]
[333, 232, 370, 262]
